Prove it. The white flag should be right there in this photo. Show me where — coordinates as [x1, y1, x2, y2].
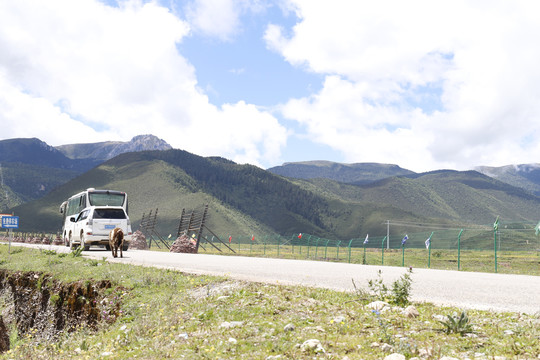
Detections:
[363, 234, 369, 245]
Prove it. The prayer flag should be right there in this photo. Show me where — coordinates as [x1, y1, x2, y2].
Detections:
[493, 216, 500, 231]
[401, 235, 408, 246]
[363, 234, 369, 245]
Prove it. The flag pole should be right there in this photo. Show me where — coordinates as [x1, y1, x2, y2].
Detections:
[427, 231, 434, 268]
[401, 235, 408, 267]
[493, 216, 499, 273]
[381, 236, 387, 265]
[363, 242, 366, 264]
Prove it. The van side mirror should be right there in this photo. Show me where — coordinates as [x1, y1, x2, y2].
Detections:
[70, 217, 75, 222]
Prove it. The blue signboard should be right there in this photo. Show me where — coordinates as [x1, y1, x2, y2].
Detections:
[1, 216, 19, 229]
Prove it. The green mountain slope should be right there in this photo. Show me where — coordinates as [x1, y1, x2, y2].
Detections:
[10, 150, 334, 237]
[9, 150, 540, 240]
[302, 170, 540, 225]
[0, 162, 79, 212]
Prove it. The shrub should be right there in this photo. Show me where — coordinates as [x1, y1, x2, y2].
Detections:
[438, 311, 474, 336]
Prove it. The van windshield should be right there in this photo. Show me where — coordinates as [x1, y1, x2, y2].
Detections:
[89, 192, 125, 207]
[93, 209, 126, 219]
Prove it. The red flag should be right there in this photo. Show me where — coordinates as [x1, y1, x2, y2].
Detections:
[251, 234, 255, 241]
[228, 235, 232, 243]
[298, 233, 302, 239]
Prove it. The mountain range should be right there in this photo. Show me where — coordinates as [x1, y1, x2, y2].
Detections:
[2, 135, 540, 238]
[0, 135, 171, 210]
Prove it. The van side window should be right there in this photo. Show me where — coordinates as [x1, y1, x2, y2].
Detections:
[76, 209, 89, 222]
[79, 195, 87, 213]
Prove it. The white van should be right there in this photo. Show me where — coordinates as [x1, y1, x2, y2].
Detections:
[70, 206, 132, 251]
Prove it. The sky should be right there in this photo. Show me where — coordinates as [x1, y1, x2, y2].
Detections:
[1, 0, 540, 172]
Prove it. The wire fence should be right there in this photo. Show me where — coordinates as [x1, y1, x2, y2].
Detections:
[2, 221, 539, 274]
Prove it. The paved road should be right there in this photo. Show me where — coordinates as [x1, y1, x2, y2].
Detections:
[7, 242, 540, 314]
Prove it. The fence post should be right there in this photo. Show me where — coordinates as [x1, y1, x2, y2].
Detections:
[348, 238, 354, 263]
[457, 229, 463, 270]
[307, 235, 311, 258]
[336, 240, 341, 260]
[277, 235, 281, 257]
[314, 237, 320, 258]
[324, 239, 330, 260]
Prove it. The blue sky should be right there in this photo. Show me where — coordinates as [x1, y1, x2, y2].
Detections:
[1, 1, 540, 172]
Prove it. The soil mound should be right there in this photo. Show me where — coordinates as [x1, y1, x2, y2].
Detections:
[170, 234, 197, 253]
[129, 230, 148, 250]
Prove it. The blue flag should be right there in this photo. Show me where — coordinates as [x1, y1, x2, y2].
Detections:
[363, 234, 369, 245]
[401, 235, 408, 246]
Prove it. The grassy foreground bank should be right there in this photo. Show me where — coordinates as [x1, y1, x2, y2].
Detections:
[0, 245, 539, 359]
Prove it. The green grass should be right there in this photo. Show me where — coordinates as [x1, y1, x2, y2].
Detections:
[0, 244, 539, 359]
[188, 240, 540, 275]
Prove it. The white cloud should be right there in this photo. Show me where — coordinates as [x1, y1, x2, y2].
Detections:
[269, 1, 540, 171]
[0, 0, 287, 167]
[183, 0, 268, 41]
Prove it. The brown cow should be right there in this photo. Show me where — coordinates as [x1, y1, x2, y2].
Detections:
[109, 227, 124, 258]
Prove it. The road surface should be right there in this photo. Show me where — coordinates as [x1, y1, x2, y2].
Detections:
[6, 242, 540, 314]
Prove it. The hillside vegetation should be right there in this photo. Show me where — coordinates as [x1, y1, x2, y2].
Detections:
[9, 149, 540, 241]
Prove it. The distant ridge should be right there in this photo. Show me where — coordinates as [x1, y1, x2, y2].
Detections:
[475, 164, 540, 196]
[268, 160, 415, 184]
[0, 135, 172, 211]
[56, 134, 172, 161]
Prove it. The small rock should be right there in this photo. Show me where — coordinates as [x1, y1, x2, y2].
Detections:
[178, 333, 189, 340]
[403, 305, 419, 318]
[367, 301, 390, 311]
[418, 348, 432, 358]
[381, 343, 393, 352]
[332, 315, 346, 324]
[384, 353, 406, 360]
[370, 342, 380, 348]
[228, 337, 237, 344]
[503, 329, 514, 335]
[432, 314, 447, 322]
[301, 339, 325, 353]
[220, 321, 243, 329]
[266, 356, 282, 360]
[101, 351, 113, 357]
[439, 357, 460, 360]
[283, 323, 295, 332]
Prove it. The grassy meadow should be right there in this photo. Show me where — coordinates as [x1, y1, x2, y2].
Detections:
[0, 244, 539, 359]
[167, 240, 540, 276]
